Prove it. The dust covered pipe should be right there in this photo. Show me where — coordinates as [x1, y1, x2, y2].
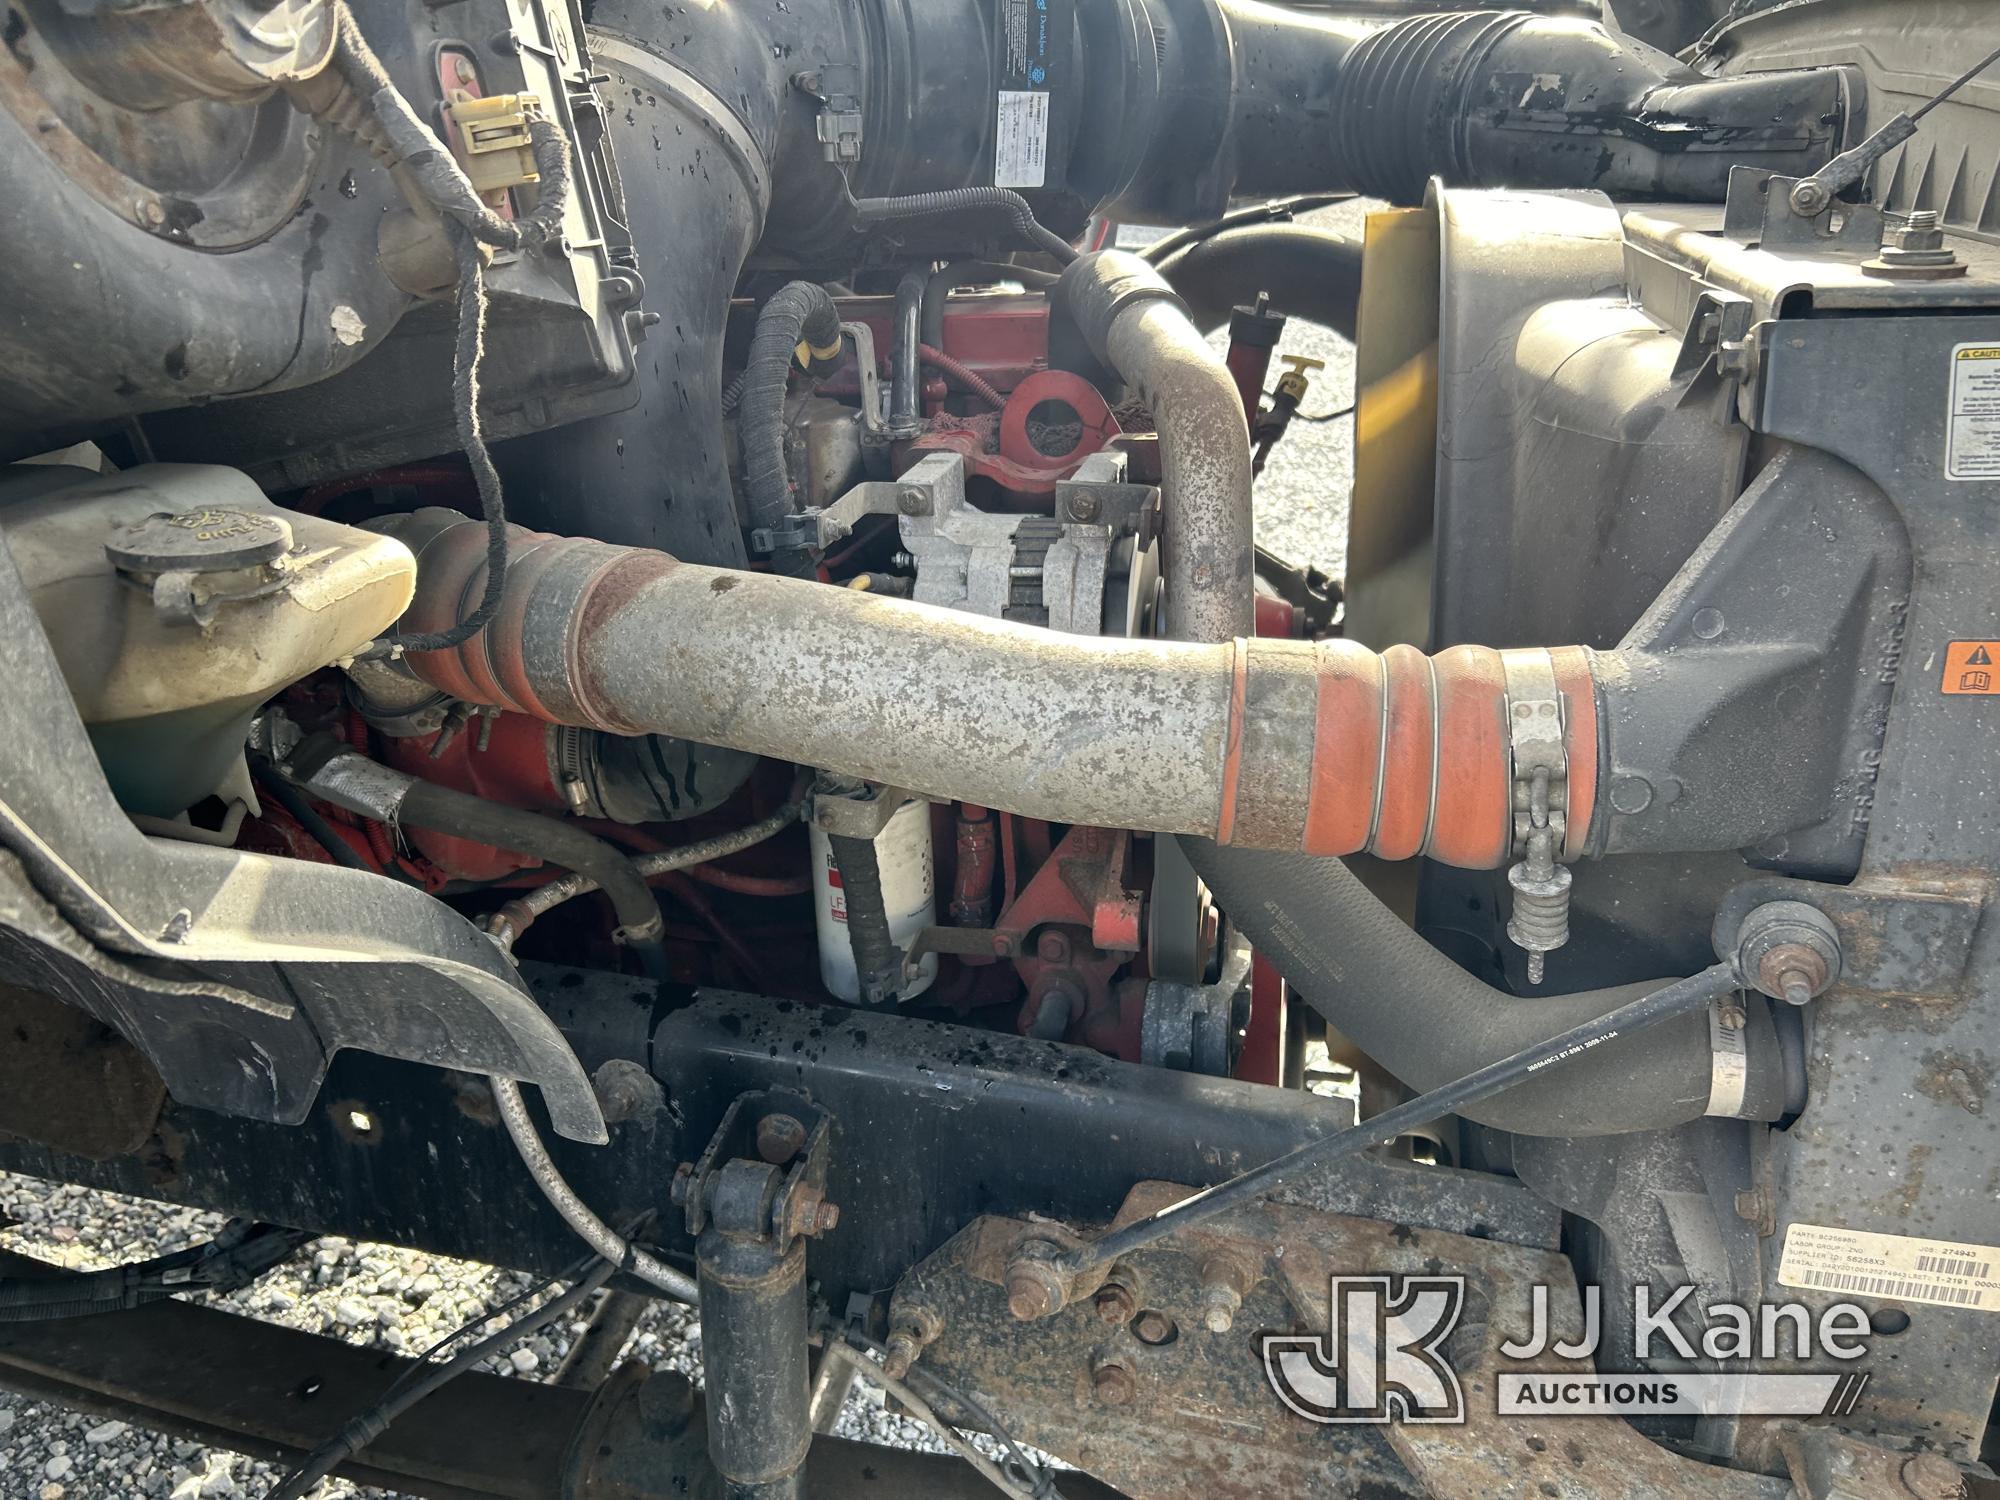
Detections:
[384, 510, 1599, 869]
[1057, 252, 1255, 644]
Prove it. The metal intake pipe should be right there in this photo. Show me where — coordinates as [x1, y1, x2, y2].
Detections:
[1057, 252, 1255, 644]
[385, 512, 1598, 870]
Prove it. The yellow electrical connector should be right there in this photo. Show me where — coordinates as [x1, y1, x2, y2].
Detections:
[445, 92, 543, 197]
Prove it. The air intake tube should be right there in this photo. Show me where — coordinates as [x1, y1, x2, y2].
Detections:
[381, 509, 1594, 869]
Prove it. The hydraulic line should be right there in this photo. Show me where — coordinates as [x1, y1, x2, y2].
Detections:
[488, 781, 810, 950]
[491, 1075, 701, 1304]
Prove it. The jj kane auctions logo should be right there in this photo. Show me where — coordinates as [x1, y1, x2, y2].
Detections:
[1263, 1277, 1874, 1424]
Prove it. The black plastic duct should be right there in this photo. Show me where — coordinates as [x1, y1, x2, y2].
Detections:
[1181, 839, 1795, 1137]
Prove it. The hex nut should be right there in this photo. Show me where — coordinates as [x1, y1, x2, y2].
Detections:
[1091, 1359, 1137, 1406]
[1131, 1309, 1177, 1345]
[1005, 1249, 1067, 1321]
[1094, 1282, 1138, 1325]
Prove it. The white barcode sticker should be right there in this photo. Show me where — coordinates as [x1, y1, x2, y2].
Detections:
[994, 90, 1049, 189]
[1778, 1223, 2000, 1313]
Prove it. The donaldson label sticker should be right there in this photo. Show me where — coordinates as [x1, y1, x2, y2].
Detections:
[1947, 343, 2000, 479]
[1779, 1223, 2000, 1312]
[995, 90, 1049, 189]
[1942, 640, 2000, 695]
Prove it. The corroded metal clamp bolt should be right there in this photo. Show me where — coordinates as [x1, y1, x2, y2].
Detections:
[1004, 1241, 1069, 1321]
[1731, 900, 1841, 1006]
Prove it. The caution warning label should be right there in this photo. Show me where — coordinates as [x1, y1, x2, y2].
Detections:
[1943, 641, 2000, 695]
[1948, 344, 2000, 479]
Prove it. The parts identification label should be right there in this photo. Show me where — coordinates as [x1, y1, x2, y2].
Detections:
[1778, 1223, 2000, 1312]
[994, 90, 1049, 189]
[1947, 343, 2000, 479]
[1943, 640, 2000, 695]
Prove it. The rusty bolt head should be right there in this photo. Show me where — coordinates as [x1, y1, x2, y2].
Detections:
[896, 484, 929, 516]
[1131, 1309, 1177, 1345]
[992, 932, 1018, 958]
[1757, 941, 1830, 1007]
[1900, 1454, 1967, 1500]
[1004, 1250, 1067, 1322]
[1090, 1359, 1137, 1406]
[1036, 930, 1071, 964]
[814, 1200, 841, 1233]
[1094, 1282, 1137, 1325]
[756, 1112, 808, 1164]
[1067, 490, 1100, 522]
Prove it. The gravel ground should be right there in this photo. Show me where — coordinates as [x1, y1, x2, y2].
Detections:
[0, 204, 1365, 1497]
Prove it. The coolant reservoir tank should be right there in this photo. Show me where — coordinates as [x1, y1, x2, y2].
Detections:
[0, 462, 416, 815]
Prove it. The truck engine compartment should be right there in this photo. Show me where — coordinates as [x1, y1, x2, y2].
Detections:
[0, 0, 1996, 1494]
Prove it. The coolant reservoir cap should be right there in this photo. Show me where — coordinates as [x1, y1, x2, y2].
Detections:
[105, 508, 293, 574]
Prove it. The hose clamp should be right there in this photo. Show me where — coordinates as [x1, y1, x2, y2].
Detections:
[1499, 648, 1568, 857]
[1499, 649, 1571, 985]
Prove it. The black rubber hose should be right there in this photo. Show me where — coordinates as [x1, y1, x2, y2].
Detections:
[395, 781, 667, 978]
[1179, 839, 1792, 1137]
[255, 771, 371, 871]
[741, 282, 842, 538]
[890, 268, 928, 437]
[849, 189, 1078, 264]
[1154, 224, 1365, 341]
[826, 832, 901, 1004]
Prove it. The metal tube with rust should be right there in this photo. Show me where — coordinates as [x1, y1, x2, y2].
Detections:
[382, 511, 1599, 871]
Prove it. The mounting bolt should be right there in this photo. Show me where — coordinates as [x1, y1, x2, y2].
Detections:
[1003, 1242, 1068, 1322]
[1788, 177, 1833, 217]
[1036, 930, 1071, 964]
[1759, 943, 1828, 1007]
[785, 1185, 840, 1240]
[1067, 490, 1100, 522]
[756, 1112, 807, 1164]
[1198, 1254, 1251, 1333]
[1131, 1309, 1177, 1345]
[1094, 1280, 1138, 1326]
[1900, 1454, 1968, 1500]
[1090, 1357, 1137, 1406]
[896, 484, 930, 516]
[1732, 901, 1841, 1006]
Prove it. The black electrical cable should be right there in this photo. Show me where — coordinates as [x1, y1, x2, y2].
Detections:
[1051, 963, 1744, 1280]
[1293, 401, 1355, 424]
[848, 188, 1079, 265]
[384, 223, 511, 654]
[317, 0, 574, 657]
[1138, 193, 1355, 265]
[265, 1247, 619, 1500]
[0, 1222, 311, 1323]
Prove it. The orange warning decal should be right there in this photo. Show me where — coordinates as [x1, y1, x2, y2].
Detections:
[1943, 641, 2000, 695]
